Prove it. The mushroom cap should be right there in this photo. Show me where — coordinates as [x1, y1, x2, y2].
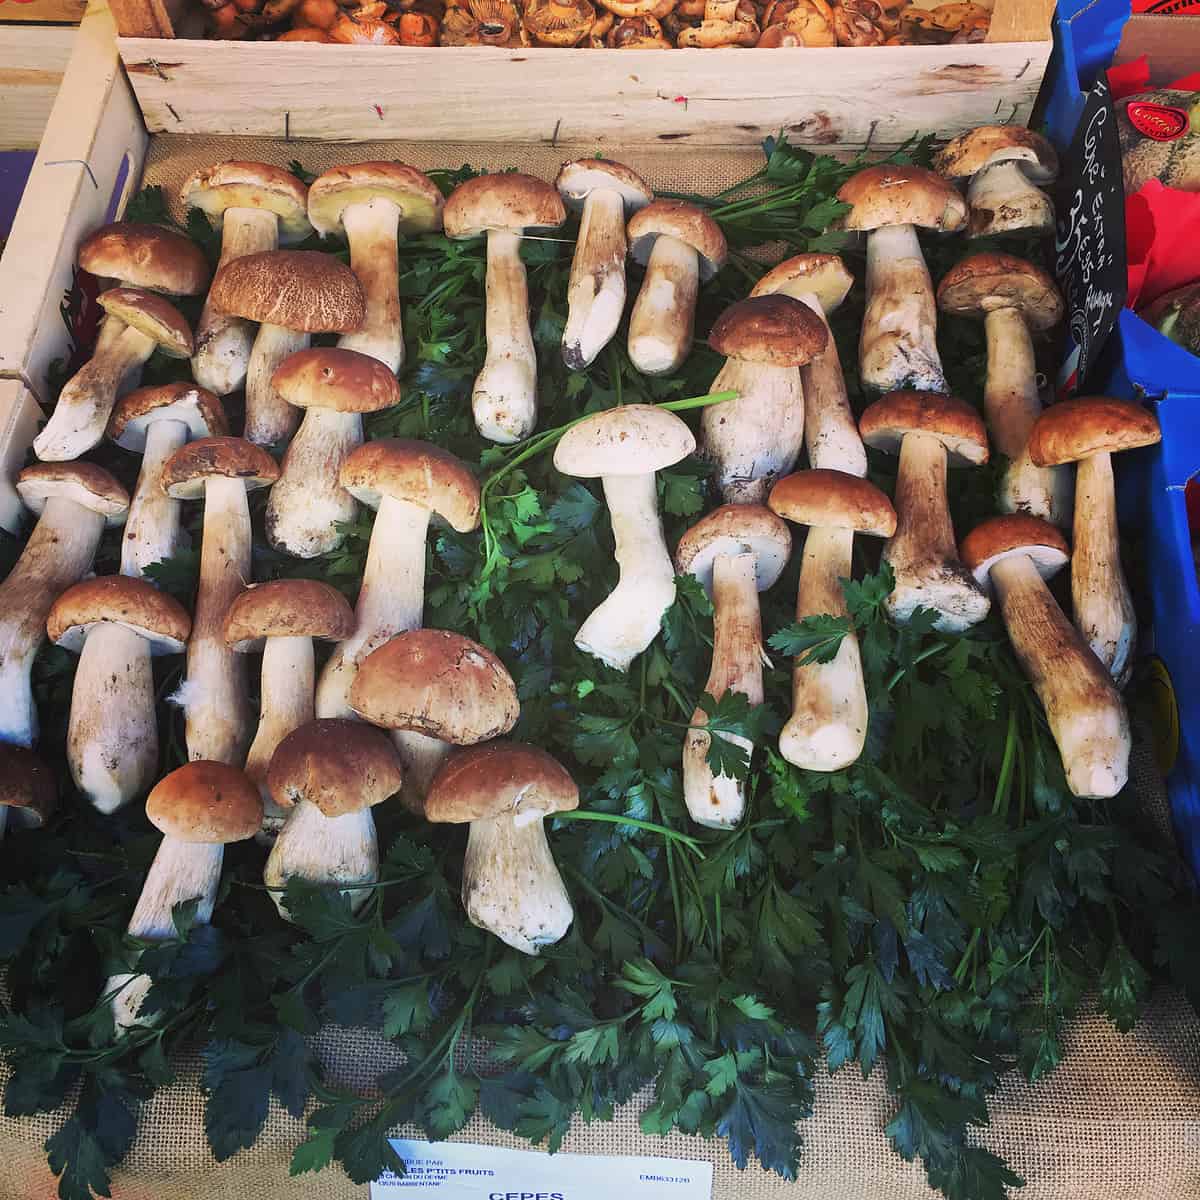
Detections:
[708, 294, 829, 367]
[308, 161, 445, 237]
[960, 514, 1069, 587]
[77, 222, 210, 296]
[272, 347, 402, 415]
[180, 161, 312, 244]
[339, 438, 480, 531]
[162, 436, 281, 500]
[17, 462, 129, 526]
[424, 740, 579, 824]
[936, 252, 1063, 331]
[934, 125, 1059, 185]
[108, 383, 228, 451]
[208, 250, 366, 332]
[443, 172, 567, 238]
[146, 761, 263, 844]
[553, 404, 695, 478]
[1027, 397, 1162, 467]
[627, 199, 727, 279]
[350, 629, 520, 744]
[674, 503, 792, 594]
[836, 165, 967, 233]
[0, 745, 56, 828]
[750, 253, 854, 314]
[98, 288, 193, 358]
[555, 159, 653, 215]
[768, 468, 898, 537]
[266, 718, 403, 817]
[48, 575, 191, 655]
[859, 391, 989, 466]
[223, 579, 355, 651]
[525, 0, 595, 45]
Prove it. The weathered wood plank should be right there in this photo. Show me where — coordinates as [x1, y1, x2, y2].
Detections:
[0, 27, 74, 150]
[0, 0, 86, 24]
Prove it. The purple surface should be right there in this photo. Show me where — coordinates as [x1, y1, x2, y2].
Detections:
[0, 150, 36, 239]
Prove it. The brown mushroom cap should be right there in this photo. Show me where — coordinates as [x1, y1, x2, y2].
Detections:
[339, 438, 481, 531]
[425, 740, 579, 824]
[108, 383, 228, 452]
[750, 253, 854, 314]
[553, 403, 695, 477]
[77, 222, 210, 296]
[271, 347, 402, 415]
[555, 159, 653, 215]
[524, 0, 596, 44]
[859, 391, 989, 466]
[146, 761, 263, 844]
[308, 162, 445, 237]
[208, 250, 366, 332]
[627, 199, 728, 279]
[162, 436, 281, 500]
[0, 745, 56, 828]
[444, 173, 567, 238]
[1027, 397, 1162, 467]
[180, 161, 312, 245]
[266, 718, 403, 817]
[349, 629, 520, 744]
[708, 295, 829, 367]
[836, 165, 967, 233]
[960, 514, 1070, 587]
[223, 579, 355, 651]
[936, 253, 1063, 331]
[674, 503, 793, 594]
[48, 575, 191, 655]
[17, 463, 129, 526]
[768, 468, 898, 536]
[934, 125, 1059, 185]
[98, 288, 193, 358]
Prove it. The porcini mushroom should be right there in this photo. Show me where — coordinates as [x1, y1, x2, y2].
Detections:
[835, 165, 966, 393]
[426, 741, 578, 956]
[553, 405, 695, 671]
[962, 515, 1130, 797]
[162, 437, 280, 763]
[1027, 397, 1161, 687]
[859, 391, 991, 632]
[443, 174, 566, 444]
[674, 505, 791, 827]
[556, 160, 653, 370]
[626, 200, 727, 376]
[768, 470, 896, 771]
[937, 253, 1070, 525]
[698, 294, 828, 504]
[208, 250, 365, 446]
[0, 745, 56, 840]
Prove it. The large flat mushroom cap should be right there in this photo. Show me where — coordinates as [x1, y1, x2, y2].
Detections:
[708, 294, 828, 367]
[860, 391, 989, 466]
[78, 222, 210, 296]
[48, 575, 191, 654]
[554, 403, 695, 477]
[750, 253, 854, 314]
[350, 629, 519, 744]
[309, 161, 445, 237]
[961, 514, 1069, 587]
[99, 288, 194, 358]
[147, 761, 263, 844]
[1028, 397, 1162, 467]
[425, 740, 579, 824]
[768, 469, 897, 537]
[444, 173, 567, 237]
[162, 436, 280, 500]
[627, 199, 727, 279]
[223, 579, 355, 651]
[267, 718, 403, 817]
[17, 462, 129, 526]
[937, 253, 1063, 331]
[208, 250, 366, 332]
[836, 165, 967, 233]
[339, 438, 480, 531]
[109, 383, 228, 451]
[181, 161, 312, 244]
[934, 125, 1059, 184]
[0, 745, 56, 828]
[272, 347, 402, 414]
[556, 159, 654, 214]
[674, 503, 792, 594]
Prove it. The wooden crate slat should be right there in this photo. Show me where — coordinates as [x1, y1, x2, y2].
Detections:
[0, 0, 85, 23]
[0, 27, 74, 150]
[0, 381, 42, 535]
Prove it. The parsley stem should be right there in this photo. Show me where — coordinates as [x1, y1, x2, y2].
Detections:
[992, 705, 1018, 817]
[555, 810, 704, 857]
[665, 841, 684, 962]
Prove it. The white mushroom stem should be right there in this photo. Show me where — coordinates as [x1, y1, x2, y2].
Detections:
[576, 472, 675, 672]
[245, 635, 314, 807]
[562, 189, 627, 370]
[628, 234, 699, 377]
[264, 798, 378, 921]
[861, 224, 946, 394]
[683, 553, 763, 829]
[121, 419, 189, 578]
[392, 730, 450, 814]
[68, 624, 156, 814]
[990, 552, 1130, 797]
[1072, 452, 1135, 688]
[463, 810, 573, 955]
[244, 325, 310, 446]
[338, 199, 404, 373]
[967, 162, 1053, 235]
[193, 208, 279, 395]
[0, 498, 105, 747]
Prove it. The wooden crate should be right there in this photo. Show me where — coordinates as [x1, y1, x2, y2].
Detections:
[0, 0, 86, 23]
[0, 26, 75, 151]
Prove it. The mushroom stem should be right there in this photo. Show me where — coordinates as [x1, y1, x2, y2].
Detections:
[244, 324, 310, 446]
[861, 224, 945, 393]
[683, 553, 763, 828]
[338, 199, 404, 373]
[796, 298, 867, 476]
[245, 635, 314, 809]
[576, 472, 675, 671]
[562, 188, 627, 370]
[68, 623, 156, 814]
[0, 498, 105, 747]
[463, 811, 573, 955]
[193, 208, 279, 395]
[990, 552, 1130, 796]
[628, 233, 699, 376]
[391, 729, 450, 813]
[120, 419, 189, 578]
[967, 161, 1052, 236]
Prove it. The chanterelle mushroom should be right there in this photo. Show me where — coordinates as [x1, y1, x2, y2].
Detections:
[859, 390, 991, 632]
[835, 165, 966, 393]
[0, 745, 56, 841]
[769, 470, 896, 771]
[962, 515, 1130, 797]
[698, 294, 828, 504]
[937, 253, 1069, 526]
[1027, 397, 1161, 688]
[425, 741, 578, 956]
[554, 404, 695, 671]
[675, 505, 791, 827]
